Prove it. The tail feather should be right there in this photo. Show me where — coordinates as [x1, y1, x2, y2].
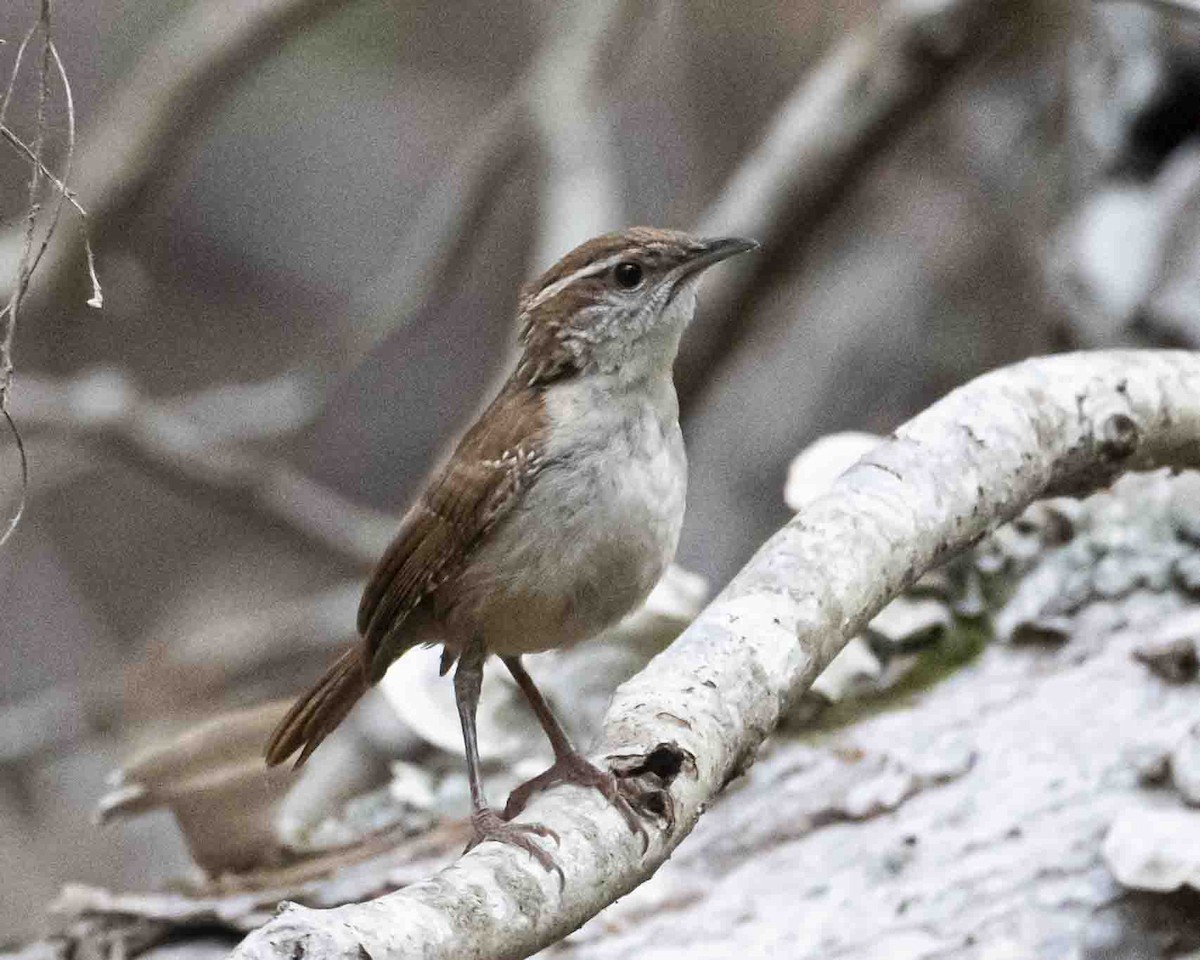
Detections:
[265, 648, 368, 768]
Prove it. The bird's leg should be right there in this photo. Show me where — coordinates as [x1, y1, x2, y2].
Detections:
[454, 640, 560, 875]
[502, 656, 648, 849]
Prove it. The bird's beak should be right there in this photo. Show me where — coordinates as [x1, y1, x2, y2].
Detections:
[681, 236, 760, 276]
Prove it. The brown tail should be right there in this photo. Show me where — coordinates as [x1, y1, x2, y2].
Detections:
[265, 648, 368, 768]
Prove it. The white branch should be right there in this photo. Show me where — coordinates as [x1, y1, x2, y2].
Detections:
[229, 349, 1200, 960]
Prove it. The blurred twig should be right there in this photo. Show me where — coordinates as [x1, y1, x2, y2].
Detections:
[167, 582, 360, 677]
[1098, 0, 1200, 18]
[677, 0, 1024, 417]
[336, 0, 644, 385]
[524, 0, 627, 270]
[336, 92, 527, 380]
[11, 370, 396, 567]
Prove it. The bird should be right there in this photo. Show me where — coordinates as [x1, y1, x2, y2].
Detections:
[265, 226, 757, 869]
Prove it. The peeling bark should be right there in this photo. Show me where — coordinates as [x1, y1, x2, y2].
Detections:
[231, 350, 1200, 960]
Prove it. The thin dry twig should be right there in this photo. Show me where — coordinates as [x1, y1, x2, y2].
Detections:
[0, 1, 104, 544]
[43, 40, 101, 308]
[0, 405, 28, 545]
[1, 123, 86, 217]
[0, 17, 38, 125]
[0, 0, 54, 546]
[1, 0, 52, 402]
[0, 0, 348, 317]
[0, 39, 102, 305]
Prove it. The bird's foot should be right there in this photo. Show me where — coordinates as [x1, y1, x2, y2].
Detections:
[465, 807, 562, 880]
[503, 751, 649, 853]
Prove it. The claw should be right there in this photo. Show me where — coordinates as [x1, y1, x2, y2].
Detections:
[466, 807, 563, 883]
[504, 752, 650, 854]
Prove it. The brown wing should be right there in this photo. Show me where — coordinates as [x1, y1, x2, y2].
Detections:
[357, 377, 548, 680]
[266, 378, 547, 768]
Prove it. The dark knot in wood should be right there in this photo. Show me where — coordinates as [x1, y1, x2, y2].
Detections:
[1099, 412, 1139, 463]
[607, 742, 696, 832]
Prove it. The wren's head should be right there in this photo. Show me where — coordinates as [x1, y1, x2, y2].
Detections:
[516, 227, 757, 385]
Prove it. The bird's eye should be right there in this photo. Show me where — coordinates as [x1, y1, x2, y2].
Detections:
[613, 261, 644, 289]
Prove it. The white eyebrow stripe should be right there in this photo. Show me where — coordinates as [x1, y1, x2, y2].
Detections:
[523, 252, 631, 313]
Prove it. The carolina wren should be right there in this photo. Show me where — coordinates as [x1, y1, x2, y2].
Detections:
[266, 227, 757, 868]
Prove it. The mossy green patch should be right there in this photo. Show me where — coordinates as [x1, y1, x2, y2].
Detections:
[800, 618, 991, 735]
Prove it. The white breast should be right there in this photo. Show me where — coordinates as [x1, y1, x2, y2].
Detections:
[447, 373, 686, 655]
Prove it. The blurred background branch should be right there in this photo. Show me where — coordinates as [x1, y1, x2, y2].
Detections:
[9, 370, 394, 568]
[329, 0, 644, 391]
[677, 0, 1022, 415]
